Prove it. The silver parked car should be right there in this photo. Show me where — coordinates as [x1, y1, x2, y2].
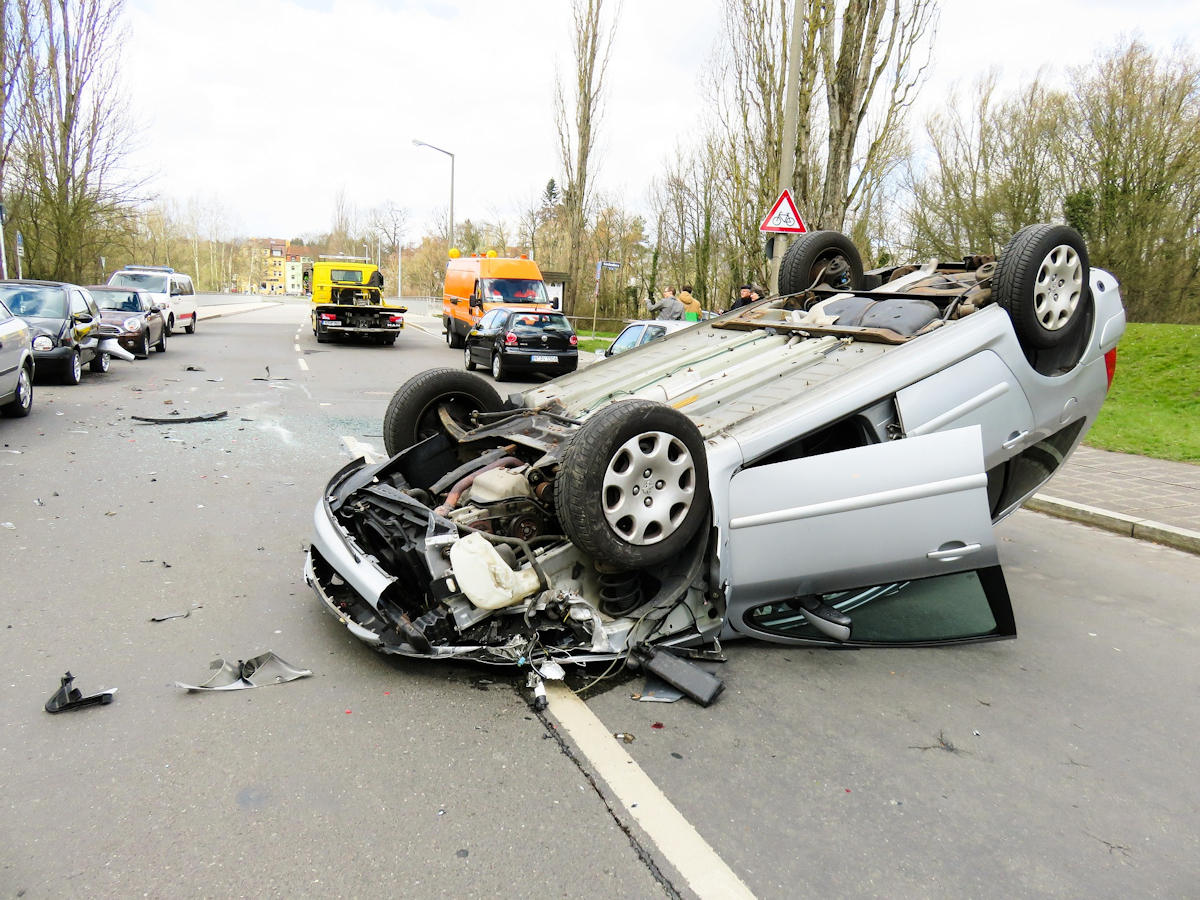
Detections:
[305, 225, 1125, 689]
[0, 295, 35, 417]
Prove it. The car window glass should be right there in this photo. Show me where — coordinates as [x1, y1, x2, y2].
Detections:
[0, 286, 66, 318]
[609, 326, 643, 354]
[481, 278, 547, 303]
[0, 299, 10, 323]
[109, 272, 169, 293]
[745, 569, 1011, 645]
[509, 313, 571, 334]
[641, 325, 668, 345]
[70, 290, 90, 315]
[479, 310, 502, 329]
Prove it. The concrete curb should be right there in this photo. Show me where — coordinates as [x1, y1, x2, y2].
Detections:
[196, 302, 281, 321]
[1026, 494, 1200, 556]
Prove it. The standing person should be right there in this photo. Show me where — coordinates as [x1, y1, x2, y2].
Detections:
[748, 285, 766, 304]
[732, 284, 753, 309]
[678, 285, 702, 320]
[646, 287, 684, 320]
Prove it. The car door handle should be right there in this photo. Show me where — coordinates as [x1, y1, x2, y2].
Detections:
[926, 542, 982, 561]
[1001, 430, 1029, 450]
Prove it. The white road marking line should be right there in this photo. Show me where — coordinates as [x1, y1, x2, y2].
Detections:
[547, 684, 755, 899]
[340, 435, 383, 464]
[294, 343, 301, 352]
[298, 358, 309, 371]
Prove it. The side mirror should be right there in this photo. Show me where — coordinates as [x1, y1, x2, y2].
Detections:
[596, 348, 609, 359]
[469, 296, 483, 309]
[73, 312, 93, 324]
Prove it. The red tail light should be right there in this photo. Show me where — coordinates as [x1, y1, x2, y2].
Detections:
[504, 331, 517, 345]
[388, 315, 404, 323]
[569, 334, 578, 346]
[1104, 347, 1117, 392]
[319, 313, 338, 320]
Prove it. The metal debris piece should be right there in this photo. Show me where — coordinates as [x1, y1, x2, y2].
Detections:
[45, 671, 117, 713]
[185, 365, 205, 372]
[636, 674, 684, 703]
[176, 651, 313, 692]
[149, 604, 202, 622]
[131, 411, 228, 425]
[613, 732, 636, 743]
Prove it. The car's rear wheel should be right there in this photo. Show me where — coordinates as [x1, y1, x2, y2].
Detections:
[165, 315, 174, 336]
[491, 350, 506, 381]
[464, 345, 477, 371]
[994, 224, 1091, 350]
[1, 365, 32, 417]
[89, 351, 110, 374]
[184, 313, 197, 334]
[62, 350, 82, 385]
[554, 399, 710, 570]
[382, 368, 504, 456]
[779, 231, 864, 295]
[155, 327, 167, 353]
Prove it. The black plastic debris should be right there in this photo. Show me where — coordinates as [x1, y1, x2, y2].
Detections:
[635, 646, 725, 707]
[131, 410, 227, 425]
[149, 604, 201, 622]
[45, 672, 117, 713]
[176, 651, 312, 692]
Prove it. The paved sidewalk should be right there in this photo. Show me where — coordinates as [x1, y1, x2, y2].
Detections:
[1029, 445, 1200, 555]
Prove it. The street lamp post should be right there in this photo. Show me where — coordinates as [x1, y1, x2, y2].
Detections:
[412, 139, 455, 252]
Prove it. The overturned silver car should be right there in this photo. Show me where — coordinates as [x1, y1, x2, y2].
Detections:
[305, 225, 1125, 675]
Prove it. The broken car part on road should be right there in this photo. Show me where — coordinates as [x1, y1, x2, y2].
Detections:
[45, 672, 117, 713]
[305, 226, 1125, 682]
[176, 651, 312, 692]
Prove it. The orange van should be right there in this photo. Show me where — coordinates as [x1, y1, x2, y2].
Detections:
[442, 254, 552, 348]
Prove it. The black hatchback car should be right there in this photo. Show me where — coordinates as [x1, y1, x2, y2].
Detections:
[0, 280, 107, 384]
[464, 306, 578, 380]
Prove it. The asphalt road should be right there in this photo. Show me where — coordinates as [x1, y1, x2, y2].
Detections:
[1, 303, 1197, 898]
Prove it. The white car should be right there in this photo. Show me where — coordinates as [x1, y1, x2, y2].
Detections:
[602, 319, 693, 357]
[106, 266, 197, 335]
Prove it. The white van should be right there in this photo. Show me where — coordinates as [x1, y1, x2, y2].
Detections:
[106, 266, 198, 335]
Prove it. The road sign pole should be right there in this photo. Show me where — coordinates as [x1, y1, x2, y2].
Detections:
[769, 8, 804, 296]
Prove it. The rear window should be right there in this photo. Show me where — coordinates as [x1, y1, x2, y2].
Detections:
[0, 285, 67, 318]
[329, 269, 364, 283]
[483, 278, 547, 302]
[508, 312, 572, 334]
[109, 272, 169, 293]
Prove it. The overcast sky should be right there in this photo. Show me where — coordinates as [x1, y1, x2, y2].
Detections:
[121, 0, 1198, 241]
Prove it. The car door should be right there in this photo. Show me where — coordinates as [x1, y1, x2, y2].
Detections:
[68, 289, 94, 354]
[607, 324, 645, 356]
[723, 425, 1014, 646]
[470, 309, 504, 367]
[0, 299, 23, 394]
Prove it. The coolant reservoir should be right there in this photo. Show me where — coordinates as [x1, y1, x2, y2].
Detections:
[449, 532, 542, 610]
[469, 467, 532, 503]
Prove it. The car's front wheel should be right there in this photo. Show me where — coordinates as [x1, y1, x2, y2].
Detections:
[1, 365, 32, 417]
[382, 368, 504, 456]
[62, 350, 82, 385]
[554, 399, 710, 570]
[491, 350, 506, 381]
[155, 327, 167, 353]
[137, 332, 151, 359]
[994, 224, 1091, 350]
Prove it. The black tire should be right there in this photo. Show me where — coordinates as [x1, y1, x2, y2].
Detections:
[554, 399, 710, 570]
[447, 321, 465, 349]
[464, 345, 477, 371]
[155, 327, 167, 353]
[184, 313, 197, 334]
[165, 315, 174, 336]
[1, 364, 33, 417]
[491, 350, 506, 381]
[315, 323, 331, 343]
[382, 368, 504, 456]
[89, 351, 110, 374]
[62, 350, 82, 385]
[137, 332, 151, 359]
[994, 224, 1090, 350]
[779, 230, 864, 295]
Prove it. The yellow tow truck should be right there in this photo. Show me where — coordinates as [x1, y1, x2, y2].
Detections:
[310, 258, 407, 345]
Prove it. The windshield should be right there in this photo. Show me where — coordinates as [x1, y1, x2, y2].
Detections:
[508, 312, 572, 334]
[0, 285, 67, 318]
[93, 290, 142, 312]
[330, 269, 364, 283]
[482, 278, 547, 303]
[109, 272, 169, 293]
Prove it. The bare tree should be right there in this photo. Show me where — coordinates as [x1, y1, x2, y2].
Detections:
[10, 0, 136, 281]
[554, 0, 617, 315]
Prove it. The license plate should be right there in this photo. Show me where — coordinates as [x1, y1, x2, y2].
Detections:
[531, 355, 557, 363]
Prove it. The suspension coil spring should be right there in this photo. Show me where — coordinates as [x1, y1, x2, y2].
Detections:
[597, 570, 643, 617]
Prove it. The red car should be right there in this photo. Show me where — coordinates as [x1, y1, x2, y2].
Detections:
[88, 286, 168, 359]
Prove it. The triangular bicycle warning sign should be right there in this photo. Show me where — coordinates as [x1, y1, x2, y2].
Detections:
[760, 189, 808, 234]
